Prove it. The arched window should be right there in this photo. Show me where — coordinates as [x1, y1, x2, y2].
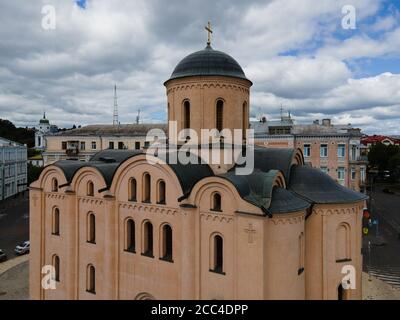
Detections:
[52, 178, 58, 192]
[242, 102, 248, 139]
[125, 218, 135, 253]
[87, 213, 96, 244]
[142, 221, 153, 257]
[53, 255, 60, 282]
[211, 193, 222, 211]
[86, 264, 96, 294]
[87, 181, 94, 196]
[157, 180, 166, 204]
[167, 103, 171, 121]
[161, 224, 173, 262]
[52, 208, 60, 236]
[211, 234, 224, 274]
[142, 173, 151, 203]
[183, 100, 190, 129]
[298, 232, 305, 274]
[129, 178, 137, 202]
[216, 100, 224, 131]
[336, 223, 351, 261]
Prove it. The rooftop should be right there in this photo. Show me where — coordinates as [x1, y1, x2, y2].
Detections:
[53, 124, 168, 137]
[166, 45, 251, 84]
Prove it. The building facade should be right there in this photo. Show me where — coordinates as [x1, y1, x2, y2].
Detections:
[252, 117, 368, 191]
[0, 137, 27, 201]
[30, 41, 367, 300]
[42, 124, 167, 166]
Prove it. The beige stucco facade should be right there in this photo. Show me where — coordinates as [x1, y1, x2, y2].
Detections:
[165, 76, 250, 144]
[29, 153, 364, 300]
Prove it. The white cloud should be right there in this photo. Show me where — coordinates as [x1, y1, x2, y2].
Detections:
[0, 0, 399, 135]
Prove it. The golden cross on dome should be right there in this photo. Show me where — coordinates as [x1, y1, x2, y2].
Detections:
[205, 21, 213, 45]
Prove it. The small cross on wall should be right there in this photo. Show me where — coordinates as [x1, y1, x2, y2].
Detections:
[244, 223, 256, 244]
[32, 194, 39, 207]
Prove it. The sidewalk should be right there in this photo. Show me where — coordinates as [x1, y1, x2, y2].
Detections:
[0, 254, 29, 275]
[362, 272, 400, 300]
[0, 255, 29, 300]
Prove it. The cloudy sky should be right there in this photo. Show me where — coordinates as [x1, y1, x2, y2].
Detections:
[0, 0, 399, 134]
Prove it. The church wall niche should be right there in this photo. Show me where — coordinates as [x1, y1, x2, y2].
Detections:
[263, 211, 306, 300]
[305, 203, 363, 300]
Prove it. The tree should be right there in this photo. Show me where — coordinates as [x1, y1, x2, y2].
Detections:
[27, 163, 44, 185]
[0, 119, 35, 147]
[368, 142, 389, 170]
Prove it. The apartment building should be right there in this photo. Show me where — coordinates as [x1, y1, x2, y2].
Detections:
[252, 116, 368, 191]
[42, 124, 167, 166]
[0, 137, 27, 200]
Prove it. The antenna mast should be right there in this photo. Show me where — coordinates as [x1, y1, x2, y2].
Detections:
[113, 84, 119, 125]
[136, 109, 141, 124]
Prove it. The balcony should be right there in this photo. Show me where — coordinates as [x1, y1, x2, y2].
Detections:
[349, 155, 368, 164]
[66, 147, 79, 157]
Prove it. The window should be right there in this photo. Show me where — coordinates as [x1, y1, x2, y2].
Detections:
[157, 180, 166, 204]
[338, 144, 346, 158]
[298, 232, 305, 275]
[142, 221, 153, 257]
[87, 213, 96, 244]
[320, 144, 328, 158]
[351, 168, 356, 180]
[80, 142, 86, 150]
[336, 223, 351, 261]
[211, 235, 224, 274]
[211, 193, 222, 211]
[360, 167, 366, 183]
[129, 178, 137, 201]
[61, 141, 67, 150]
[52, 178, 58, 192]
[118, 142, 124, 150]
[91, 141, 97, 150]
[320, 167, 328, 174]
[242, 102, 247, 139]
[144, 141, 150, 148]
[86, 265, 96, 294]
[303, 144, 311, 158]
[216, 100, 224, 131]
[161, 224, 173, 262]
[135, 142, 141, 150]
[87, 181, 94, 196]
[52, 208, 60, 236]
[351, 145, 357, 161]
[109, 141, 114, 149]
[142, 173, 151, 203]
[125, 219, 135, 253]
[183, 100, 190, 129]
[53, 255, 60, 282]
[338, 167, 345, 181]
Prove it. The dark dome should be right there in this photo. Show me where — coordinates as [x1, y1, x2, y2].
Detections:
[166, 45, 251, 84]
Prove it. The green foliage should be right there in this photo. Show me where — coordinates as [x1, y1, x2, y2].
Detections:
[368, 142, 400, 179]
[0, 119, 35, 147]
[27, 163, 44, 185]
[27, 148, 41, 158]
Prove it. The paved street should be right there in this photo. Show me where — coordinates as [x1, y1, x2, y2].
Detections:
[363, 184, 400, 289]
[0, 192, 30, 259]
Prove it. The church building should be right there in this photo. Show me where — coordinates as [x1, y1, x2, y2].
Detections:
[29, 26, 367, 300]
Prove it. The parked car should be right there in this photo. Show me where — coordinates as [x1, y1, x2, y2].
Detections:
[15, 241, 30, 255]
[0, 249, 7, 262]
